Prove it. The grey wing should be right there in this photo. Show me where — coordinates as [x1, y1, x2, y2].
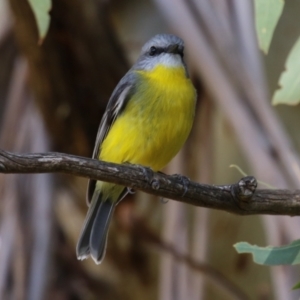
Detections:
[87, 72, 136, 204]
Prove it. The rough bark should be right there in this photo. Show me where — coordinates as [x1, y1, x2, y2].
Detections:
[1, 149, 300, 216]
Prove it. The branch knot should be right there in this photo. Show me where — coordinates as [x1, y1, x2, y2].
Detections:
[231, 176, 257, 203]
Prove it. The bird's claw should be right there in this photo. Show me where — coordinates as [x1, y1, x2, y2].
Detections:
[160, 197, 169, 204]
[127, 187, 136, 194]
[171, 174, 190, 196]
[139, 165, 154, 182]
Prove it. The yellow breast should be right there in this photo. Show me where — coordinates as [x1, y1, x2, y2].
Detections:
[99, 64, 196, 171]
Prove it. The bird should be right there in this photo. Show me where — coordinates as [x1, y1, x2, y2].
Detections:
[76, 33, 196, 264]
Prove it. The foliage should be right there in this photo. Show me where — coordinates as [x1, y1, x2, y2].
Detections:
[235, 1, 300, 287]
[255, 0, 300, 105]
[234, 240, 300, 265]
[272, 36, 300, 105]
[28, 0, 51, 43]
[254, 0, 284, 54]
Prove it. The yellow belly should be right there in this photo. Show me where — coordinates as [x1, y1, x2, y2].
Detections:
[99, 65, 196, 171]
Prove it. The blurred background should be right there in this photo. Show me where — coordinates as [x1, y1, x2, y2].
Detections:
[1, 0, 300, 299]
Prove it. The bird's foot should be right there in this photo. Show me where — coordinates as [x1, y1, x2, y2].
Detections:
[160, 197, 169, 204]
[127, 187, 136, 194]
[171, 174, 190, 196]
[124, 162, 155, 183]
[131, 164, 154, 182]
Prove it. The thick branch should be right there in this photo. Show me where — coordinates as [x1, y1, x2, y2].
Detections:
[0, 149, 299, 216]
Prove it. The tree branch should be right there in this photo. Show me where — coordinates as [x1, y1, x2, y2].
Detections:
[0, 149, 299, 216]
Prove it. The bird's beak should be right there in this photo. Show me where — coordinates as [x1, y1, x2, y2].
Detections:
[167, 44, 184, 56]
[167, 44, 179, 54]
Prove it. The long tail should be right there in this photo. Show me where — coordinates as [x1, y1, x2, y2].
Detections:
[76, 185, 124, 264]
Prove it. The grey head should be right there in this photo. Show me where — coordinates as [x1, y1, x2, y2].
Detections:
[133, 34, 187, 72]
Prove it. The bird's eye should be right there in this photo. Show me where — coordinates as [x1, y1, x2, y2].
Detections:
[149, 46, 157, 56]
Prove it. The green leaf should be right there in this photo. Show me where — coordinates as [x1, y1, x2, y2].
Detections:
[272, 36, 300, 105]
[254, 0, 284, 54]
[234, 240, 300, 266]
[27, 0, 52, 43]
[292, 281, 300, 290]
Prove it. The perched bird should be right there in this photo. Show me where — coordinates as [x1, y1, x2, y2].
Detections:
[76, 34, 196, 264]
